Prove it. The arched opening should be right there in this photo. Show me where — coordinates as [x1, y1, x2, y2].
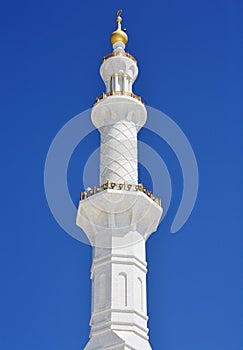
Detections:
[118, 272, 128, 307]
[97, 273, 106, 310]
[137, 277, 143, 312]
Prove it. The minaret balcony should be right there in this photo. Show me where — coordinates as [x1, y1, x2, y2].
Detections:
[80, 181, 161, 207]
[102, 51, 137, 64]
[76, 182, 163, 248]
[94, 91, 144, 106]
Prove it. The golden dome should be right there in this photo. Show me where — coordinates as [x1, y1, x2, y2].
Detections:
[110, 10, 128, 45]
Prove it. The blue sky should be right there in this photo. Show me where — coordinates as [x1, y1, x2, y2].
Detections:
[1, 0, 242, 349]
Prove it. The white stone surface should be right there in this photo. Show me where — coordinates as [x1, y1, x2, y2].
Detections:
[91, 97, 147, 131]
[100, 56, 138, 93]
[77, 190, 162, 349]
[76, 43, 162, 349]
[91, 97, 147, 186]
[76, 190, 162, 248]
[113, 41, 125, 52]
[100, 121, 138, 184]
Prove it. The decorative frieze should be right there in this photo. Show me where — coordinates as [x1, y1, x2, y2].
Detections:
[80, 180, 161, 206]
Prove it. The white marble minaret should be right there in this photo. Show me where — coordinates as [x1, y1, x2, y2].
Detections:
[76, 10, 163, 350]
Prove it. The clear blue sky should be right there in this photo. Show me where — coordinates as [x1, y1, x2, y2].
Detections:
[1, 0, 242, 349]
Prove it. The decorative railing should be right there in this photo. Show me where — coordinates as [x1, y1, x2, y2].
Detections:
[80, 181, 161, 207]
[94, 91, 144, 105]
[102, 51, 137, 64]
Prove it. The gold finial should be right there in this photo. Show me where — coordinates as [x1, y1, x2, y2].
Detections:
[110, 9, 128, 46]
[116, 9, 122, 19]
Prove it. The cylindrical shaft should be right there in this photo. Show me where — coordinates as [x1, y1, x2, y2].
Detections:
[100, 121, 138, 185]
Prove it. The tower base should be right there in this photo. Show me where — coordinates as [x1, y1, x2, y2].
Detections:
[84, 330, 152, 350]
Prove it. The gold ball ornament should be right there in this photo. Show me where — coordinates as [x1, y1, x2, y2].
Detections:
[110, 11, 128, 45]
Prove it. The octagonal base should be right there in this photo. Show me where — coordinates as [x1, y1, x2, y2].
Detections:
[76, 189, 162, 248]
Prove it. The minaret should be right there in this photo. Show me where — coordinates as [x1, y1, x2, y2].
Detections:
[76, 10, 163, 350]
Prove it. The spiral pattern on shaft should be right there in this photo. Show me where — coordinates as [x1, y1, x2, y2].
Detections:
[100, 121, 138, 185]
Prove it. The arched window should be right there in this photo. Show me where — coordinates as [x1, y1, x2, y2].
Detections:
[97, 273, 106, 310]
[137, 277, 143, 312]
[118, 272, 128, 307]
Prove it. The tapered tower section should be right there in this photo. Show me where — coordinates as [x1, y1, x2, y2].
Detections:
[76, 11, 163, 350]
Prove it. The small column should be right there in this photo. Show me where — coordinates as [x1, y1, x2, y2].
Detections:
[128, 78, 132, 92]
[115, 73, 119, 91]
[123, 74, 128, 92]
[106, 79, 111, 93]
[111, 75, 115, 91]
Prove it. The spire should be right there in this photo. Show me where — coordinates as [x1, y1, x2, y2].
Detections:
[110, 9, 128, 46]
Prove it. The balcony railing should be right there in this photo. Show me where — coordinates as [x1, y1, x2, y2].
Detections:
[102, 51, 137, 64]
[94, 91, 144, 105]
[80, 181, 162, 207]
